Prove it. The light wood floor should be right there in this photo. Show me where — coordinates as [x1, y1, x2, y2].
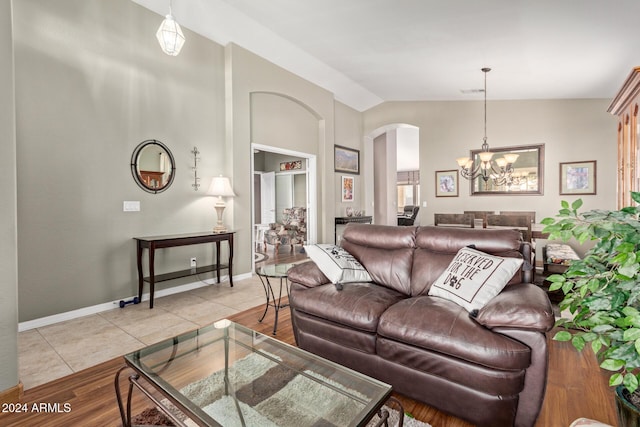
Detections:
[0, 300, 618, 427]
[3, 240, 619, 427]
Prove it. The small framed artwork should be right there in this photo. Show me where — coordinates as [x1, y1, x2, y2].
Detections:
[279, 160, 302, 171]
[341, 176, 354, 202]
[334, 145, 360, 175]
[559, 160, 597, 195]
[435, 170, 459, 197]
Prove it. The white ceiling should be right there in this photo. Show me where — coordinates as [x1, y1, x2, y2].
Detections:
[133, 0, 640, 111]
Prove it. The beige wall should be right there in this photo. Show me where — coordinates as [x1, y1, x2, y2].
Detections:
[13, 0, 225, 321]
[251, 92, 319, 151]
[9, 0, 367, 326]
[0, 0, 18, 393]
[364, 99, 617, 224]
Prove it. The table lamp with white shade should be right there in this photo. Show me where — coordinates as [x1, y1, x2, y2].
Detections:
[207, 176, 235, 233]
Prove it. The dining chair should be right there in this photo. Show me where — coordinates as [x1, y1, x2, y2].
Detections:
[463, 210, 495, 228]
[434, 213, 475, 228]
[498, 211, 536, 225]
[486, 214, 532, 242]
[498, 211, 540, 269]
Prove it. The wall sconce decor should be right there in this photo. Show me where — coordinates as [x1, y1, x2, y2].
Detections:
[191, 146, 200, 191]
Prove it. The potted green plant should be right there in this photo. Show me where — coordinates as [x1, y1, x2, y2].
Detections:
[541, 192, 640, 426]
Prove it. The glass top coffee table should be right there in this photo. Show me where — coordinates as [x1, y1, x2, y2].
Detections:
[116, 319, 395, 427]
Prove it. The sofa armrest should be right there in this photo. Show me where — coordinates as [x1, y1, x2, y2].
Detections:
[472, 284, 555, 332]
[287, 261, 330, 288]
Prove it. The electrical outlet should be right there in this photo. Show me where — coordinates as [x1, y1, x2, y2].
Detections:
[190, 257, 197, 268]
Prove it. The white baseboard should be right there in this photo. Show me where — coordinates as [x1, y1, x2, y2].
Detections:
[18, 272, 252, 332]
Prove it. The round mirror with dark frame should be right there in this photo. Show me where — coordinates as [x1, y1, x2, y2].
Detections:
[131, 139, 176, 194]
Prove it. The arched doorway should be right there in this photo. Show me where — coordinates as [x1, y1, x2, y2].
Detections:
[249, 91, 320, 267]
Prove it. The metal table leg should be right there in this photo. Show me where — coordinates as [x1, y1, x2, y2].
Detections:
[115, 365, 190, 427]
[371, 396, 405, 427]
[256, 274, 289, 335]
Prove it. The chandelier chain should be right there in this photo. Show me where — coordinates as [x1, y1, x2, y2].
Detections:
[482, 67, 490, 150]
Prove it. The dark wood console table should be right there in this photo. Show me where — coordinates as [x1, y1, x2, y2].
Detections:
[134, 231, 234, 308]
[334, 216, 373, 244]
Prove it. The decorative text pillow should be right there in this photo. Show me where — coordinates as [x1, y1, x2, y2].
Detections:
[428, 247, 523, 311]
[304, 244, 371, 285]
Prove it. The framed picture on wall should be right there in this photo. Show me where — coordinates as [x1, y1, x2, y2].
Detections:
[334, 145, 360, 174]
[341, 176, 354, 202]
[435, 170, 458, 197]
[559, 160, 597, 195]
[279, 160, 302, 171]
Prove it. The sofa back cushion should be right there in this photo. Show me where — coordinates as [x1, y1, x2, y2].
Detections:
[341, 224, 416, 296]
[411, 226, 525, 297]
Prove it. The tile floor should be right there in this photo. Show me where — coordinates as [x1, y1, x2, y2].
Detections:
[18, 274, 268, 390]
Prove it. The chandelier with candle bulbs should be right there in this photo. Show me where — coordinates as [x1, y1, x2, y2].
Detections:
[456, 68, 522, 188]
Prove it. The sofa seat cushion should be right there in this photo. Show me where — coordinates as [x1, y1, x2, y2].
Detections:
[293, 310, 378, 354]
[289, 282, 406, 333]
[378, 296, 531, 370]
[376, 337, 526, 396]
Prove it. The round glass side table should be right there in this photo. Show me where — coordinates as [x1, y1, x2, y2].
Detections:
[255, 263, 296, 335]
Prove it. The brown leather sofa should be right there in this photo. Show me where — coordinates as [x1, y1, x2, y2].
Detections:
[288, 224, 555, 427]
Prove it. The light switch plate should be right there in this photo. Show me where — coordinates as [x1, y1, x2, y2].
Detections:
[123, 201, 140, 212]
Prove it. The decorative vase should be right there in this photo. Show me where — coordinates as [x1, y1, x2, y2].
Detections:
[616, 385, 640, 426]
[345, 207, 353, 217]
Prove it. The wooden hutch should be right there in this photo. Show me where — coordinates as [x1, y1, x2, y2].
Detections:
[608, 66, 640, 209]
